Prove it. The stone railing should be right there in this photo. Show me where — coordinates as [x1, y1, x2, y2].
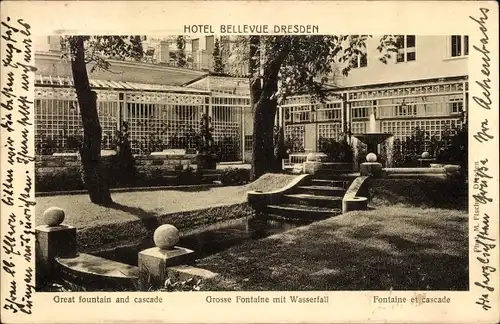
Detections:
[247, 174, 311, 211]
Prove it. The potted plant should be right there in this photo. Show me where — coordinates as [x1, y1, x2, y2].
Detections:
[195, 114, 218, 170]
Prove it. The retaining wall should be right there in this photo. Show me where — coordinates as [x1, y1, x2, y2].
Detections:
[35, 154, 200, 192]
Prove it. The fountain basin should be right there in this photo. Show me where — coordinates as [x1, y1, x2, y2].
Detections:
[352, 133, 393, 154]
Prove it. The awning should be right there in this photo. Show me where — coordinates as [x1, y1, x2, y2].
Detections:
[35, 74, 209, 94]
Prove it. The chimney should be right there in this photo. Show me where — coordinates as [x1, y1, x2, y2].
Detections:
[157, 41, 170, 64]
[48, 36, 61, 52]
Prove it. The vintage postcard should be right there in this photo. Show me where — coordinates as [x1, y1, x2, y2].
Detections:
[1, 0, 498, 323]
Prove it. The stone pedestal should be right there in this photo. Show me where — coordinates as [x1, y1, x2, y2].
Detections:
[303, 161, 322, 175]
[36, 224, 77, 273]
[138, 246, 194, 283]
[342, 197, 368, 214]
[360, 162, 383, 177]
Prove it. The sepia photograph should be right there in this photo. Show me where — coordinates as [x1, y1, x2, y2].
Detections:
[33, 34, 468, 293]
[0, 1, 498, 323]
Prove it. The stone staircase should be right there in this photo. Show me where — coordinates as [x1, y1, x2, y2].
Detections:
[262, 176, 354, 220]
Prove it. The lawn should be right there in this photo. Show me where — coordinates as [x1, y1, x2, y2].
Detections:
[35, 173, 300, 252]
[198, 205, 468, 291]
[35, 173, 298, 229]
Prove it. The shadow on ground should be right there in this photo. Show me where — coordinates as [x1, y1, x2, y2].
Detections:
[107, 203, 161, 231]
[198, 206, 468, 291]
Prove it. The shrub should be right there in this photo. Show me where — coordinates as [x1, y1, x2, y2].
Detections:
[109, 122, 138, 186]
[35, 167, 85, 192]
[220, 168, 250, 185]
[178, 166, 202, 185]
[318, 136, 353, 162]
[214, 136, 240, 162]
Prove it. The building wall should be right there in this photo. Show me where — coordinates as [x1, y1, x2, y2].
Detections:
[335, 35, 468, 87]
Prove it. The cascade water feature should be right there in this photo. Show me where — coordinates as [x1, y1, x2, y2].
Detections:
[368, 111, 377, 133]
[352, 110, 393, 158]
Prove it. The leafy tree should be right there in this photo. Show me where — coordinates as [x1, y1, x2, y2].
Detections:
[61, 36, 143, 204]
[212, 37, 224, 73]
[232, 35, 396, 180]
[176, 36, 187, 67]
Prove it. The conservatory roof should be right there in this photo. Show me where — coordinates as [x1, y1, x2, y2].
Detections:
[35, 75, 209, 94]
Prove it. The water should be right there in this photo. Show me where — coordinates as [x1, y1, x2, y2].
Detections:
[95, 216, 311, 266]
[368, 112, 377, 133]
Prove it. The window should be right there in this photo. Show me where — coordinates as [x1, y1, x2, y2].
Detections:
[350, 52, 367, 68]
[449, 96, 463, 114]
[394, 99, 417, 116]
[244, 135, 253, 151]
[395, 35, 416, 63]
[351, 100, 372, 119]
[451, 35, 469, 57]
[287, 106, 311, 123]
[316, 102, 342, 121]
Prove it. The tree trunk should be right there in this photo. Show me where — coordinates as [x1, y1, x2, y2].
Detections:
[70, 36, 113, 205]
[249, 36, 289, 180]
[251, 94, 278, 180]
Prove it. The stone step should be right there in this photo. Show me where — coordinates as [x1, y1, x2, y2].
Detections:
[296, 185, 346, 196]
[265, 203, 341, 220]
[55, 253, 139, 290]
[200, 169, 222, 175]
[312, 172, 359, 180]
[310, 179, 351, 189]
[283, 193, 343, 208]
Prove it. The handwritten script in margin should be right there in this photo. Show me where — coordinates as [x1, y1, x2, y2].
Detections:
[1, 16, 37, 315]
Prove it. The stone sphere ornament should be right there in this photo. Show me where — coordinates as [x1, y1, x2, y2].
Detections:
[153, 224, 180, 250]
[366, 153, 377, 162]
[421, 151, 430, 159]
[43, 207, 66, 226]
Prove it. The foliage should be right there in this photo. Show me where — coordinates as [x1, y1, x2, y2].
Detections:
[175, 36, 187, 67]
[231, 35, 398, 179]
[60, 35, 144, 204]
[284, 133, 305, 153]
[60, 36, 144, 72]
[177, 166, 203, 185]
[66, 135, 83, 151]
[193, 113, 215, 154]
[214, 136, 239, 162]
[391, 124, 468, 168]
[35, 168, 85, 192]
[317, 136, 354, 162]
[232, 35, 396, 103]
[213, 37, 225, 73]
[110, 121, 137, 186]
[137, 265, 202, 292]
[273, 126, 286, 161]
[35, 136, 59, 155]
[160, 277, 202, 292]
[435, 124, 467, 167]
[219, 167, 250, 185]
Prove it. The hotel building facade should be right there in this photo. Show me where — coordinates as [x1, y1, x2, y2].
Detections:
[34, 35, 468, 163]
